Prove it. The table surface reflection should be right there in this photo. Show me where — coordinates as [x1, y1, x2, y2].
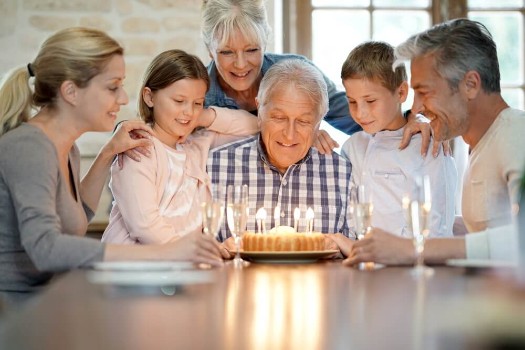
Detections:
[0, 261, 520, 349]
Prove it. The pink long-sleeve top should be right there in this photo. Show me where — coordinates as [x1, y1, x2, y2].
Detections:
[101, 108, 258, 244]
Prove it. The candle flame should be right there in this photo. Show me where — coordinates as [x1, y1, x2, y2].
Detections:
[294, 207, 300, 220]
[305, 207, 314, 220]
[274, 206, 280, 220]
[256, 207, 267, 220]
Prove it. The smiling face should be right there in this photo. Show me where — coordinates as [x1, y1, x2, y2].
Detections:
[210, 28, 264, 94]
[343, 77, 407, 134]
[76, 54, 128, 132]
[410, 54, 470, 141]
[144, 78, 207, 147]
[257, 84, 320, 173]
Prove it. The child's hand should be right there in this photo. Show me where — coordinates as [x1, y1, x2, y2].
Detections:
[197, 107, 217, 128]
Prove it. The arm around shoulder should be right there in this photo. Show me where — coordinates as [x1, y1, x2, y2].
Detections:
[207, 106, 259, 135]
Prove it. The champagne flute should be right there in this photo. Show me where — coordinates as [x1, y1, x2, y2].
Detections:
[226, 184, 249, 268]
[350, 184, 373, 240]
[403, 175, 434, 277]
[200, 185, 224, 269]
[201, 185, 224, 239]
[350, 184, 374, 270]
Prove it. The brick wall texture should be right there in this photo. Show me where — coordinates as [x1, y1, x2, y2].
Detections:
[0, 0, 275, 223]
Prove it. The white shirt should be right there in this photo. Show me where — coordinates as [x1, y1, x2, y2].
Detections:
[462, 108, 525, 232]
[463, 108, 525, 261]
[341, 127, 457, 237]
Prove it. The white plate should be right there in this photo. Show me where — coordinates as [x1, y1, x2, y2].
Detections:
[240, 250, 339, 264]
[90, 261, 194, 272]
[446, 259, 517, 269]
[86, 270, 215, 286]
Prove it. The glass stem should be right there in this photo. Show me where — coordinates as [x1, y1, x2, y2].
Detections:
[415, 239, 425, 268]
[234, 236, 241, 260]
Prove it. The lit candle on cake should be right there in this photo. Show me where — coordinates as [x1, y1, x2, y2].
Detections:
[256, 207, 267, 234]
[256, 208, 265, 234]
[274, 206, 280, 229]
[293, 207, 300, 232]
[306, 207, 314, 234]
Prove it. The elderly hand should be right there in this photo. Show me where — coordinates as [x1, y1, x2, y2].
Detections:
[399, 112, 451, 158]
[342, 228, 414, 267]
[326, 233, 354, 258]
[111, 121, 153, 168]
[314, 130, 339, 154]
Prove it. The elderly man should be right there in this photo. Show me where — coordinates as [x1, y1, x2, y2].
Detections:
[332, 18, 525, 265]
[208, 59, 352, 241]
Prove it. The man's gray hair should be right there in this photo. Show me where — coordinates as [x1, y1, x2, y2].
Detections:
[257, 59, 329, 121]
[201, 0, 271, 51]
[394, 18, 500, 93]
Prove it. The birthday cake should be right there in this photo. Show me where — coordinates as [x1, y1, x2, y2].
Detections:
[242, 226, 325, 252]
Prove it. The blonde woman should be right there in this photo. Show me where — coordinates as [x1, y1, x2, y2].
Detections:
[0, 28, 223, 303]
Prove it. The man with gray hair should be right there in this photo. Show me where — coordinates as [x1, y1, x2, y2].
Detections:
[208, 59, 352, 241]
[336, 18, 525, 266]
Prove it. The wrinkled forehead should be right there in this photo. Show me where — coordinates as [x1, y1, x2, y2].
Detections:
[260, 85, 321, 122]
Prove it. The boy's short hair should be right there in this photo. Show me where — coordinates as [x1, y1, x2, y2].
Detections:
[341, 41, 407, 93]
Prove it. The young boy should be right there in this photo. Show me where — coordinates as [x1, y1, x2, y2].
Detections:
[340, 41, 457, 237]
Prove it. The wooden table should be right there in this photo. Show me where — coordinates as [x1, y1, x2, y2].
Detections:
[0, 261, 523, 350]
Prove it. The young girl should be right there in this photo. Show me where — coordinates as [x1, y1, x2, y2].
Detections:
[101, 50, 258, 244]
[0, 28, 223, 303]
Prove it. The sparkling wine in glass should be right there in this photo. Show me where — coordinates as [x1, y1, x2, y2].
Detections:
[403, 175, 434, 277]
[350, 184, 373, 240]
[201, 185, 224, 239]
[226, 184, 249, 268]
[350, 184, 375, 270]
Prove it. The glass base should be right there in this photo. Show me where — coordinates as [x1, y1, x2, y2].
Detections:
[410, 265, 434, 278]
[197, 263, 213, 270]
[358, 262, 381, 271]
[232, 257, 250, 269]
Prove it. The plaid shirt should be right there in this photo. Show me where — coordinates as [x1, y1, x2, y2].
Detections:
[208, 135, 352, 241]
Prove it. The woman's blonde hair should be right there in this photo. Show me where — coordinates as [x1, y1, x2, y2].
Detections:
[0, 27, 123, 136]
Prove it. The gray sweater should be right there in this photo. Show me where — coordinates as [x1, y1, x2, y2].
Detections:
[0, 124, 104, 293]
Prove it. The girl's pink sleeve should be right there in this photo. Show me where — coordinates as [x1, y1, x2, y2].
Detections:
[109, 145, 178, 244]
[206, 107, 259, 148]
